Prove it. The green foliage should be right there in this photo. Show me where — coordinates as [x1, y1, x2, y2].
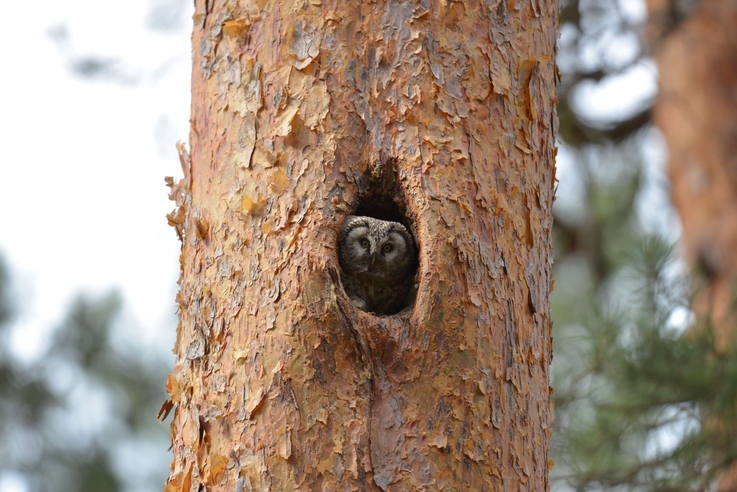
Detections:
[0, 257, 171, 492]
[547, 0, 735, 485]
[551, 144, 737, 491]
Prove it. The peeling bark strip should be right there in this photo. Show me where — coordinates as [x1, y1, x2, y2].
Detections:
[165, 1, 557, 491]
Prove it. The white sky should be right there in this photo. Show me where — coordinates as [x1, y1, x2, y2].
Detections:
[0, 0, 192, 363]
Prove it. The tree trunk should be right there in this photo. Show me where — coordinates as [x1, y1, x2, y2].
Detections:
[648, 0, 737, 350]
[648, 1, 737, 489]
[164, 1, 557, 490]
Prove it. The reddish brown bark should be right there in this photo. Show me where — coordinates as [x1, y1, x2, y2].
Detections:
[648, 1, 737, 488]
[165, 1, 557, 490]
[649, 0, 737, 348]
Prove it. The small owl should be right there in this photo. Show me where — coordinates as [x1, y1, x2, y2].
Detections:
[338, 215, 416, 316]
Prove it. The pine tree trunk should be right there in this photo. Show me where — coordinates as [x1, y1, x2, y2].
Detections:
[647, 1, 737, 489]
[164, 1, 557, 490]
[648, 0, 737, 348]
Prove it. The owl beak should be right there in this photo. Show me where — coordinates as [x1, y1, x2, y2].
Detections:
[371, 252, 376, 264]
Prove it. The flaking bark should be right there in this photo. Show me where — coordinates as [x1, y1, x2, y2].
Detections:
[165, 1, 557, 490]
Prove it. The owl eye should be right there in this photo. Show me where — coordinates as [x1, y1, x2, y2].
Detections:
[382, 244, 393, 253]
[360, 239, 370, 248]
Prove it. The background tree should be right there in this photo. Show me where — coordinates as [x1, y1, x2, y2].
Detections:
[550, 0, 737, 490]
[648, 0, 737, 489]
[0, 255, 171, 492]
[164, 1, 557, 490]
[648, 0, 737, 349]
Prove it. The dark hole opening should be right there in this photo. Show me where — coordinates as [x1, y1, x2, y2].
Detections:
[353, 198, 409, 230]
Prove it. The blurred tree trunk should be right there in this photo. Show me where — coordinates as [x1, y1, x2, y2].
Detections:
[164, 1, 557, 490]
[648, 0, 737, 489]
[648, 0, 737, 349]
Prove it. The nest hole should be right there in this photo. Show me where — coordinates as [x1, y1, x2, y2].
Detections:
[338, 191, 419, 316]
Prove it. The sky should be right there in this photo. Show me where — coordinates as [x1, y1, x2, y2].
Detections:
[0, 0, 192, 364]
[0, 2, 192, 490]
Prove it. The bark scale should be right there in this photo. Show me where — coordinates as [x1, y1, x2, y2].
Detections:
[165, 1, 557, 490]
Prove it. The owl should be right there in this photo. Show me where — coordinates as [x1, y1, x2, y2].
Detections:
[338, 215, 416, 316]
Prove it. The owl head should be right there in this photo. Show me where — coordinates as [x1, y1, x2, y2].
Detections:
[338, 215, 415, 280]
